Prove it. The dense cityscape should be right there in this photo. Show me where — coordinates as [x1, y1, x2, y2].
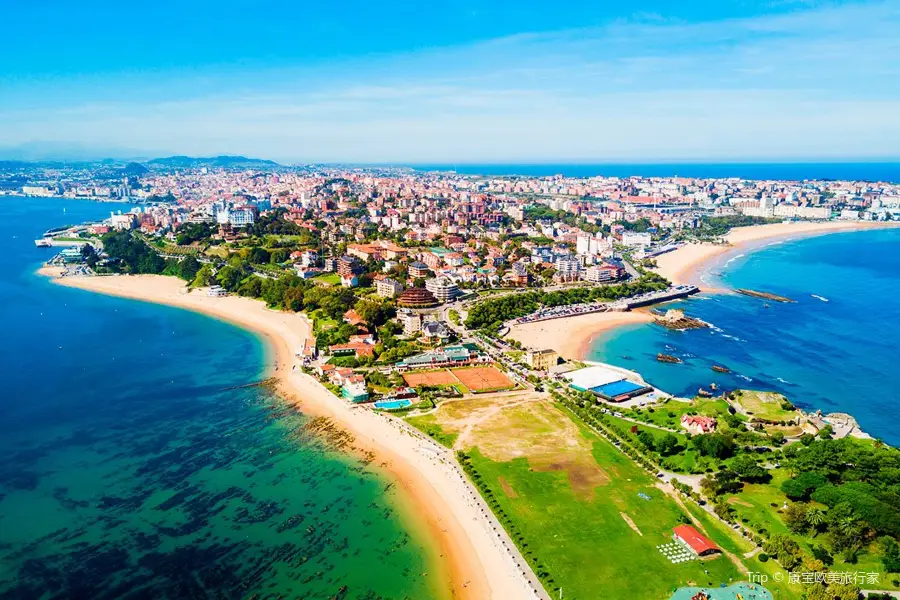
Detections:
[5, 155, 900, 600]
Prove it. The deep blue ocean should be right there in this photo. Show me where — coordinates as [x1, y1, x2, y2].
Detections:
[590, 228, 900, 445]
[410, 163, 900, 182]
[0, 198, 440, 599]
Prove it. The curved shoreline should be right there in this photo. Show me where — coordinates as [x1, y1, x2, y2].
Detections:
[38, 269, 541, 600]
[506, 310, 655, 361]
[508, 222, 900, 363]
[653, 220, 900, 292]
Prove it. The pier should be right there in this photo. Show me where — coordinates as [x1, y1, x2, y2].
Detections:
[614, 285, 700, 310]
[507, 285, 700, 326]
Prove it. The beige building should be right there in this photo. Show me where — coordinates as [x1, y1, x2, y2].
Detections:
[399, 309, 423, 335]
[524, 349, 558, 371]
[376, 277, 403, 298]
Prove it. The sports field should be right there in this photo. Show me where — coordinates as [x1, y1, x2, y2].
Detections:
[402, 369, 458, 387]
[409, 396, 744, 599]
[449, 366, 514, 392]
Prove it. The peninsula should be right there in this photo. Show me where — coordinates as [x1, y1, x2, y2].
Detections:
[26, 159, 900, 600]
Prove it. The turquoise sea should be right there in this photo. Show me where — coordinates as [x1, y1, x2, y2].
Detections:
[590, 228, 900, 446]
[0, 197, 441, 599]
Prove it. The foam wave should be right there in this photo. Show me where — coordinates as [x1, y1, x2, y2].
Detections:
[720, 333, 746, 342]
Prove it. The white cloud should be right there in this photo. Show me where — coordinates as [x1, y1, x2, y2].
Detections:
[1, 1, 898, 161]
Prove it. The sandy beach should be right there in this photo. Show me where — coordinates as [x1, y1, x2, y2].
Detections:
[506, 310, 654, 361]
[509, 221, 900, 362]
[654, 221, 900, 289]
[39, 268, 544, 600]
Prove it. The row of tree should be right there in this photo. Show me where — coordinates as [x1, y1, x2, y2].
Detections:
[464, 274, 670, 330]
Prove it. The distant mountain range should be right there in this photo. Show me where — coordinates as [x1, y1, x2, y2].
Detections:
[145, 155, 281, 169]
[0, 152, 283, 171]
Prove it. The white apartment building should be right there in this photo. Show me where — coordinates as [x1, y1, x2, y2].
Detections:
[621, 231, 652, 248]
[584, 265, 615, 283]
[425, 277, 461, 303]
[110, 212, 136, 230]
[216, 206, 256, 227]
[554, 256, 581, 282]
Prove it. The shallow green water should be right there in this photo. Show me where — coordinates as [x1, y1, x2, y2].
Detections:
[0, 197, 442, 599]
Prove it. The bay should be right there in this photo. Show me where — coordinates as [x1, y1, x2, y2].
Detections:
[589, 228, 900, 445]
[0, 197, 440, 600]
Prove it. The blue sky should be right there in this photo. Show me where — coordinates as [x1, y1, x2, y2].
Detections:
[1, 0, 898, 163]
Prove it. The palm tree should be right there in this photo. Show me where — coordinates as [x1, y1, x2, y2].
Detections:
[837, 516, 862, 544]
[805, 506, 827, 535]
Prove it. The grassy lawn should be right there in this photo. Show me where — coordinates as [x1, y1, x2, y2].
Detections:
[310, 310, 338, 333]
[621, 398, 734, 431]
[726, 470, 889, 579]
[725, 471, 793, 538]
[205, 246, 230, 259]
[599, 412, 713, 474]
[678, 501, 802, 599]
[412, 396, 745, 599]
[731, 390, 798, 422]
[313, 273, 341, 286]
[468, 435, 740, 599]
[404, 414, 459, 448]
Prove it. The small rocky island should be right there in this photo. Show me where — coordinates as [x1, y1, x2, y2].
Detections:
[736, 288, 795, 303]
[653, 308, 709, 330]
[657, 353, 683, 364]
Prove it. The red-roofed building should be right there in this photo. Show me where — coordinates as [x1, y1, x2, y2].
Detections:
[680, 415, 718, 435]
[329, 342, 375, 359]
[672, 525, 720, 556]
[343, 309, 366, 326]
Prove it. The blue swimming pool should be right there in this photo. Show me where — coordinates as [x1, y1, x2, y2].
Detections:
[374, 399, 413, 410]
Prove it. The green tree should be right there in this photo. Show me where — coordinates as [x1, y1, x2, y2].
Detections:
[781, 471, 826, 501]
[216, 265, 244, 291]
[248, 246, 271, 264]
[237, 276, 263, 297]
[178, 256, 201, 281]
[783, 503, 809, 534]
[637, 430, 655, 450]
[731, 455, 770, 483]
[192, 264, 215, 287]
[806, 506, 828, 530]
[655, 433, 680, 456]
[879, 537, 900, 573]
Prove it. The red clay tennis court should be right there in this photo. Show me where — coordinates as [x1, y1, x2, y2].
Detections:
[402, 369, 458, 387]
[450, 366, 514, 392]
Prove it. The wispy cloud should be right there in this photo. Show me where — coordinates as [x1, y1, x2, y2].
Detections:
[1, 1, 898, 161]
